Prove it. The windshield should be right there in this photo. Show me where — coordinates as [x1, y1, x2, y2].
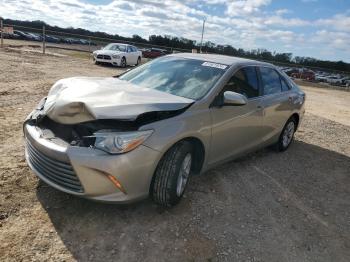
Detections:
[119, 56, 228, 100]
[103, 44, 126, 52]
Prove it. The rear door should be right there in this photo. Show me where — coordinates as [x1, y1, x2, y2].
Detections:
[209, 66, 265, 165]
[258, 66, 294, 143]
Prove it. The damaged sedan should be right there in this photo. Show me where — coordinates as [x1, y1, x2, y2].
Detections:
[24, 53, 305, 206]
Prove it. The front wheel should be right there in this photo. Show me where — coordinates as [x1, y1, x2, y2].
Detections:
[151, 141, 193, 207]
[120, 57, 126, 68]
[275, 117, 296, 152]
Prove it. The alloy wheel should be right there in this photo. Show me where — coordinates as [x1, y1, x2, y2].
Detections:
[176, 153, 192, 197]
[282, 121, 295, 148]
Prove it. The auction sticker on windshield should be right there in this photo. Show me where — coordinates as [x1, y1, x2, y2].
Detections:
[202, 62, 228, 70]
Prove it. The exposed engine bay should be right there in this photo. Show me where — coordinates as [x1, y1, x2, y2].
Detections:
[26, 105, 190, 147]
[24, 76, 194, 147]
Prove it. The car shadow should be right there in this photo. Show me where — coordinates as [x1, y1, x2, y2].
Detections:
[95, 62, 134, 69]
[36, 140, 350, 261]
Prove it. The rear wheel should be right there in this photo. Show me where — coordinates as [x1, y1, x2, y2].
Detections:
[275, 117, 296, 152]
[151, 141, 193, 207]
[136, 56, 141, 66]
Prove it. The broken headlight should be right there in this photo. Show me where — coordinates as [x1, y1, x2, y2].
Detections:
[92, 130, 153, 154]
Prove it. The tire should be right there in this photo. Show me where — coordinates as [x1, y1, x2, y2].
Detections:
[120, 57, 126, 68]
[94, 59, 100, 65]
[151, 141, 193, 207]
[136, 56, 141, 66]
[275, 117, 297, 152]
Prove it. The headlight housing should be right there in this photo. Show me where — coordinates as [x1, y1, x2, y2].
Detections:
[92, 130, 153, 154]
[112, 54, 120, 59]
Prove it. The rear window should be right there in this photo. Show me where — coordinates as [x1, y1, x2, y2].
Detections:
[280, 70, 299, 90]
[260, 67, 282, 95]
[281, 77, 290, 92]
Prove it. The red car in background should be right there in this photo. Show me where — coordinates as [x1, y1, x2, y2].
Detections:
[141, 48, 167, 59]
[291, 69, 315, 81]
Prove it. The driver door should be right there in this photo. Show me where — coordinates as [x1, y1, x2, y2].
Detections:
[127, 46, 137, 65]
[209, 66, 265, 165]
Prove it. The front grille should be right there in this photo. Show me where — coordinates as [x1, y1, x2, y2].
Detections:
[26, 141, 84, 193]
[96, 54, 111, 60]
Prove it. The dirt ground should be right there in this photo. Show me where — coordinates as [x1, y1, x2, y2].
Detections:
[0, 48, 349, 262]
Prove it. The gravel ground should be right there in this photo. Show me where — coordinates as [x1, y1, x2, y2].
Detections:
[0, 48, 349, 262]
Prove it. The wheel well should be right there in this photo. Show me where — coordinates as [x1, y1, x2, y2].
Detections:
[149, 137, 205, 196]
[290, 113, 300, 129]
[181, 137, 205, 175]
[159, 137, 205, 175]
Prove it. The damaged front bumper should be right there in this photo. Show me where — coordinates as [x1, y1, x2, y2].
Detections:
[24, 123, 161, 203]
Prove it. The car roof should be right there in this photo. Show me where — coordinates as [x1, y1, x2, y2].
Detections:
[110, 43, 128, 46]
[168, 53, 273, 67]
[110, 43, 138, 48]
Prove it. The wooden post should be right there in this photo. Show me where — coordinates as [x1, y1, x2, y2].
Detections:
[88, 37, 91, 53]
[0, 19, 3, 48]
[42, 25, 46, 54]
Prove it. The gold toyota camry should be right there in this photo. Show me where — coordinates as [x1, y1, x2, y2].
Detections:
[24, 53, 305, 206]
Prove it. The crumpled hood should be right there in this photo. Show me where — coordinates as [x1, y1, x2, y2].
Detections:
[43, 77, 194, 124]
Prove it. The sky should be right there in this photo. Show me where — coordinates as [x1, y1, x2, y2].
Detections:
[1, 0, 350, 62]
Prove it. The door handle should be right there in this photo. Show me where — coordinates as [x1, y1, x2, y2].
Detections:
[288, 96, 293, 102]
[257, 105, 263, 110]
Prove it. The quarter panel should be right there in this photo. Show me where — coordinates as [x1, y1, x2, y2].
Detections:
[261, 90, 299, 143]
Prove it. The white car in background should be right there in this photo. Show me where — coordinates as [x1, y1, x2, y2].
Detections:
[325, 75, 344, 85]
[93, 43, 142, 67]
[315, 74, 328, 82]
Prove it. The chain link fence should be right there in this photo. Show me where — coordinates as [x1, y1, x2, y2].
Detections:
[0, 19, 349, 86]
[0, 22, 193, 55]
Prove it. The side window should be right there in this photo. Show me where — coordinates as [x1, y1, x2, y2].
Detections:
[223, 67, 259, 98]
[280, 70, 298, 90]
[260, 67, 282, 95]
[127, 46, 132, 53]
[280, 77, 290, 92]
[132, 46, 137, 52]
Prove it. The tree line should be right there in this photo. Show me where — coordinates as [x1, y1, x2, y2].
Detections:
[3, 18, 349, 73]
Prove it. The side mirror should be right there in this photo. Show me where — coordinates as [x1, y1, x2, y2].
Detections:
[223, 91, 247, 106]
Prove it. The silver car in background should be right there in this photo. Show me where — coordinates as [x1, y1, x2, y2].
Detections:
[24, 53, 305, 206]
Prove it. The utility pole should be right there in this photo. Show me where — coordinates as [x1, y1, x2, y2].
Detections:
[199, 18, 206, 53]
[0, 19, 3, 48]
